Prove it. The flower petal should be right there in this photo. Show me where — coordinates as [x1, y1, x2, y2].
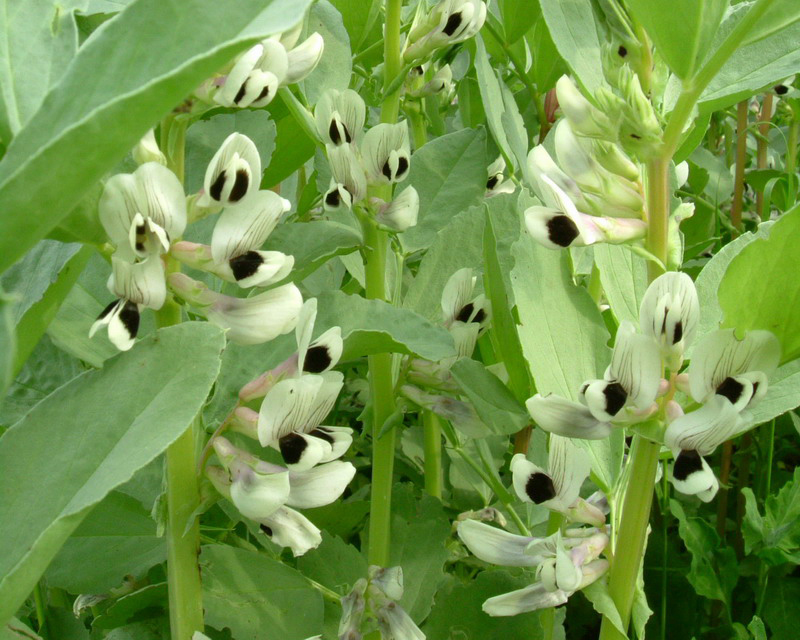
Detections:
[284, 32, 324, 84]
[315, 89, 366, 146]
[303, 327, 343, 373]
[510, 453, 555, 505]
[669, 450, 719, 501]
[639, 271, 700, 356]
[526, 394, 612, 439]
[361, 122, 411, 184]
[457, 520, 541, 567]
[89, 299, 139, 351]
[228, 460, 290, 520]
[607, 320, 661, 409]
[110, 255, 166, 310]
[215, 43, 263, 106]
[257, 506, 322, 556]
[211, 190, 289, 263]
[258, 374, 325, 445]
[202, 133, 261, 207]
[441, 268, 476, 325]
[278, 432, 332, 470]
[664, 395, 742, 456]
[327, 144, 367, 203]
[482, 582, 569, 617]
[287, 460, 356, 508]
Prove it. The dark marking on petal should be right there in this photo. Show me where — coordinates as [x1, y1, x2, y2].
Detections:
[456, 302, 475, 323]
[618, 45, 627, 57]
[603, 381, 628, 416]
[443, 11, 462, 37]
[525, 472, 557, 504]
[672, 320, 683, 344]
[135, 242, 145, 252]
[279, 433, 308, 465]
[97, 299, 119, 321]
[382, 159, 393, 180]
[473, 308, 486, 324]
[751, 381, 760, 398]
[229, 251, 263, 281]
[255, 85, 270, 103]
[329, 120, 342, 145]
[344, 126, 353, 144]
[233, 81, 248, 105]
[309, 428, 334, 444]
[487, 175, 500, 190]
[716, 377, 744, 404]
[209, 170, 227, 202]
[229, 169, 250, 202]
[412, 65, 424, 75]
[660, 309, 668, 336]
[259, 524, 273, 536]
[775, 84, 789, 95]
[119, 300, 140, 339]
[630, 133, 641, 140]
[325, 189, 341, 207]
[136, 224, 146, 235]
[673, 449, 703, 481]
[304, 345, 332, 373]
[396, 155, 409, 177]
[546, 215, 580, 247]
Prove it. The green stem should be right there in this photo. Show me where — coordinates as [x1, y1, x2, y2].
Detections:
[407, 101, 428, 149]
[540, 511, 565, 640]
[365, 0, 404, 569]
[756, 93, 774, 221]
[787, 116, 799, 176]
[33, 582, 46, 634]
[422, 410, 443, 498]
[645, 156, 670, 279]
[731, 100, 749, 233]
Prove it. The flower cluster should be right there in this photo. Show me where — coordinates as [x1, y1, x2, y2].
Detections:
[206, 24, 324, 109]
[315, 89, 419, 232]
[527, 271, 781, 502]
[206, 299, 355, 556]
[403, 0, 487, 63]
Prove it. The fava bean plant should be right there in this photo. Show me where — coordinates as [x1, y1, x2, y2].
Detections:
[2, 1, 800, 639]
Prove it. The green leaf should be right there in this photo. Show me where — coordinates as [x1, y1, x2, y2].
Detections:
[510, 238, 611, 399]
[389, 485, 451, 621]
[625, 0, 727, 79]
[329, 0, 381, 51]
[594, 244, 648, 325]
[0, 322, 225, 624]
[741, 487, 766, 555]
[423, 570, 546, 638]
[301, 1, 351, 105]
[582, 578, 626, 637]
[483, 208, 531, 403]
[0, 0, 313, 275]
[538, 0, 605, 93]
[762, 578, 800, 640]
[526, 12, 568, 93]
[184, 110, 277, 194]
[450, 358, 530, 436]
[315, 290, 456, 362]
[748, 615, 768, 640]
[500, 0, 540, 44]
[670, 500, 738, 606]
[201, 545, 324, 640]
[718, 208, 800, 362]
[93, 583, 167, 630]
[402, 128, 489, 253]
[747, 358, 800, 429]
[0, 0, 81, 141]
[45, 491, 164, 594]
[0, 288, 13, 398]
[264, 220, 362, 283]
[296, 532, 368, 594]
[261, 108, 317, 188]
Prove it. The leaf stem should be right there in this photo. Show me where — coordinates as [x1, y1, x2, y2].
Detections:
[731, 100, 749, 234]
[756, 93, 774, 221]
[422, 410, 443, 498]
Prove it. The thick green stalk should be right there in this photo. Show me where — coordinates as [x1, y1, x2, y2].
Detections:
[731, 100, 749, 233]
[756, 93, 774, 221]
[422, 410, 443, 498]
[365, 1, 404, 569]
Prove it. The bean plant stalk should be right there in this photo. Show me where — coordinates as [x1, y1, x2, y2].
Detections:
[365, 0, 404, 568]
[158, 118, 204, 640]
[598, 2, 772, 636]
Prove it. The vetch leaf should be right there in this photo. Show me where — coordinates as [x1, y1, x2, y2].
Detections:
[0, 322, 225, 624]
[201, 545, 324, 640]
[0, 0, 313, 274]
[297, 532, 367, 594]
[718, 208, 800, 362]
[315, 290, 456, 362]
[0, 287, 13, 398]
[762, 578, 800, 640]
[301, 1, 352, 105]
[594, 244, 648, 326]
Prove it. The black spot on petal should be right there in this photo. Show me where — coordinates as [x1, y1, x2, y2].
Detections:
[325, 189, 341, 207]
[473, 308, 486, 324]
[97, 299, 119, 321]
[603, 381, 628, 416]
[279, 433, 308, 465]
[456, 303, 475, 323]
[209, 170, 227, 202]
[546, 215, 580, 247]
[716, 377, 744, 404]
[304, 345, 332, 373]
[396, 155, 409, 177]
[119, 301, 140, 339]
[412, 65, 424, 75]
[255, 85, 270, 103]
[672, 320, 683, 344]
[673, 449, 703, 481]
[630, 133, 641, 140]
[135, 242, 145, 252]
[525, 472, 556, 504]
[344, 126, 353, 143]
[443, 11, 462, 37]
[329, 120, 342, 145]
[618, 45, 628, 57]
[229, 251, 263, 281]
[382, 159, 393, 180]
[775, 84, 789, 95]
[233, 81, 248, 105]
[487, 175, 500, 190]
[136, 224, 146, 235]
[309, 428, 334, 444]
[229, 169, 250, 203]
[259, 524, 273, 536]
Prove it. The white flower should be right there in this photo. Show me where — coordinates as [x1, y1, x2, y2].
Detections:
[361, 122, 411, 185]
[284, 33, 325, 84]
[376, 601, 425, 640]
[257, 506, 322, 556]
[485, 156, 515, 197]
[89, 299, 140, 351]
[526, 394, 614, 440]
[327, 144, 367, 204]
[215, 40, 287, 108]
[132, 129, 167, 166]
[99, 162, 186, 259]
[315, 89, 366, 146]
[109, 254, 166, 310]
[639, 271, 700, 365]
[168, 273, 302, 345]
[440, 268, 489, 359]
[200, 133, 261, 207]
[524, 174, 646, 250]
[375, 185, 419, 232]
[404, 0, 487, 62]
[294, 298, 344, 374]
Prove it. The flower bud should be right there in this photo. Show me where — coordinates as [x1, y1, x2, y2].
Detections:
[284, 33, 324, 84]
[132, 129, 166, 166]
